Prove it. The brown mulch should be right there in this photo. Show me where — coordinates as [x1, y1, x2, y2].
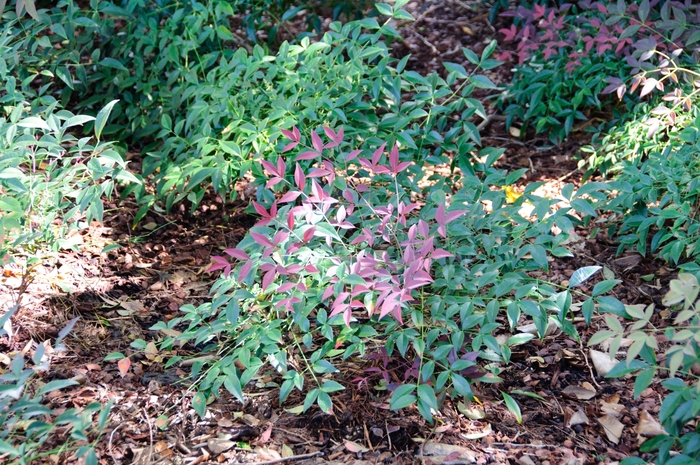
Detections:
[0, 1, 678, 465]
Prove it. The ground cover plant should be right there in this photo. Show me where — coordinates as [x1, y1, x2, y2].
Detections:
[2, 0, 700, 463]
[497, 0, 700, 174]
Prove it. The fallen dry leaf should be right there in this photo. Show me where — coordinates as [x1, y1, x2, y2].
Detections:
[345, 440, 370, 453]
[566, 409, 590, 428]
[637, 410, 666, 437]
[259, 424, 272, 443]
[207, 437, 235, 455]
[590, 349, 618, 377]
[600, 397, 625, 417]
[598, 414, 624, 444]
[117, 357, 131, 377]
[254, 447, 281, 461]
[562, 385, 596, 400]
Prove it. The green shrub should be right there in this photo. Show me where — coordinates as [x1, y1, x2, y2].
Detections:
[137, 16, 495, 222]
[497, 0, 700, 152]
[600, 114, 700, 265]
[149, 119, 623, 421]
[0, 23, 137, 264]
[591, 272, 700, 465]
[0, 307, 112, 464]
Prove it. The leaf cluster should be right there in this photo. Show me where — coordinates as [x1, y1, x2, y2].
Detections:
[592, 272, 700, 465]
[0, 308, 112, 465]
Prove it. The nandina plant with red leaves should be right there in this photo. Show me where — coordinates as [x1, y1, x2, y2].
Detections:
[497, 0, 700, 145]
[155, 125, 622, 422]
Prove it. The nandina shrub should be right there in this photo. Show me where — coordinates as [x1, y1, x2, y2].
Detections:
[497, 0, 700, 148]
[153, 126, 622, 421]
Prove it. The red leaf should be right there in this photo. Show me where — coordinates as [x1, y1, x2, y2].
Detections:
[287, 210, 295, 230]
[224, 248, 249, 260]
[207, 256, 231, 276]
[282, 141, 298, 153]
[253, 202, 269, 217]
[118, 357, 131, 377]
[322, 285, 335, 301]
[294, 163, 305, 191]
[279, 191, 301, 203]
[372, 143, 386, 166]
[296, 151, 320, 161]
[389, 145, 399, 174]
[250, 231, 273, 247]
[260, 424, 273, 443]
[311, 131, 323, 153]
[305, 264, 319, 273]
[346, 149, 361, 162]
[277, 282, 296, 293]
[446, 209, 468, 223]
[262, 269, 276, 291]
[276, 156, 286, 178]
[499, 24, 517, 41]
[432, 248, 453, 259]
[280, 128, 296, 140]
[260, 159, 278, 177]
[640, 78, 658, 97]
[239, 260, 253, 281]
[303, 226, 316, 243]
[307, 168, 330, 178]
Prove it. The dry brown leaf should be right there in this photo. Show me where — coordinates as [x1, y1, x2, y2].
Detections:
[566, 409, 590, 428]
[600, 398, 625, 417]
[345, 440, 370, 453]
[562, 385, 596, 400]
[254, 447, 281, 461]
[598, 415, 624, 444]
[207, 438, 235, 455]
[590, 349, 618, 377]
[259, 424, 272, 443]
[637, 410, 666, 437]
[118, 299, 145, 316]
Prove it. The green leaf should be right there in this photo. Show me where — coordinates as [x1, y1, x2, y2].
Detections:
[501, 392, 522, 424]
[64, 115, 95, 129]
[320, 380, 345, 393]
[38, 379, 78, 395]
[470, 75, 498, 89]
[18, 116, 51, 131]
[570, 198, 598, 217]
[99, 58, 128, 72]
[103, 352, 125, 361]
[84, 450, 98, 465]
[192, 392, 207, 418]
[375, 3, 393, 15]
[452, 373, 473, 399]
[606, 359, 648, 378]
[417, 383, 438, 411]
[317, 391, 332, 413]
[596, 296, 628, 318]
[95, 100, 119, 140]
[633, 368, 655, 399]
[592, 279, 622, 296]
[444, 62, 468, 79]
[0, 440, 19, 457]
[390, 384, 416, 410]
[569, 266, 601, 288]
[582, 298, 595, 324]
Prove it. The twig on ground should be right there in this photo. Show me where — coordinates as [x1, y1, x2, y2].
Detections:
[477, 114, 507, 132]
[413, 30, 440, 55]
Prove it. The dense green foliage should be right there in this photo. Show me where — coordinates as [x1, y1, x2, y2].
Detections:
[2, 0, 700, 462]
